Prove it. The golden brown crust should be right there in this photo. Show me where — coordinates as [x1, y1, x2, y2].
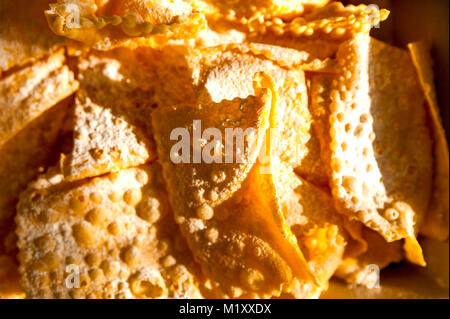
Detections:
[62, 50, 160, 181]
[275, 161, 345, 297]
[0, 51, 78, 148]
[246, 2, 389, 40]
[16, 163, 204, 299]
[193, 0, 330, 27]
[45, 0, 206, 50]
[152, 74, 316, 298]
[328, 35, 432, 266]
[185, 45, 329, 186]
[0, 99, 72, 299]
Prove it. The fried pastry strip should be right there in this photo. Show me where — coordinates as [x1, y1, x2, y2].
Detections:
[275, 161, 346, 297]
[328, 35, 433, 266]
[0, 0, 65, 73]
[250, 2, 389, 40]
[152, 74, 315, 298]
[246, 2, 389, 66]
[193, 0, 329, 22]
[186, 45, 329, 186]
[0, 51, 78, 148]
[16, 163, 204, 299]
[45, 0, 206, 50]
[62, 50, 160, 181]
[0, 99, 72, 299]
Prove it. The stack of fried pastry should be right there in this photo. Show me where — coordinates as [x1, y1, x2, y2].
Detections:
[0, 0, 448, 299]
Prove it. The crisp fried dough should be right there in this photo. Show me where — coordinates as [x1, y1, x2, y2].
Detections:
[133, 46, 198, 107]
[0, 0, 65, 73]
[246, 2, 389, 70]
[335, 227, 403, 288]
[193, 0, 329, 21]
[309, 68, 399, 260]
[16, 163, 204, 299]
[247, 2, 389, 40]
[408, 42, 449, 241]
[248, 34, 340, 66]
[45, 0, 206, 50]
[185, 45, 328, 186]
[275, 161, 346, 297]
[116, 0, 193, 24]
[0, 99, 71, 299]
[0, 51, 78, 148]
[0, 0, 443, 300]
[0, 100, 70, 230]
[328, 35, 433, 266]
[152, 74, 315, 298]
[63, 50, 160, 181]
[228, 42, 338, 73]
[63, 46, 207, 181]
